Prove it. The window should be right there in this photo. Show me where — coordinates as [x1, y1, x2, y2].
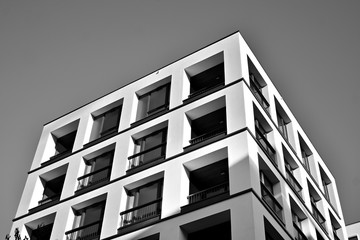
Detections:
[264, 217, 284, 240]
[291, 206, 307, 240]
[137, 83, 170, 120]
[189, 107, 226, 145]
[329, 212, 341, 240]
[248, 57, 269, 112]
[128, 128, 167, 169]
[283, 146, 302, 199]
[349, 236, 359, 240]
[25, 214, 55, 240]
[299, 135, 312, 172]
[66, 201, 105, 240]
[181, 211, 231, 240]
[52, 131, 77, 157]
[187, 159, 229, 204]
[77, 150, 114, 191]
[120, 180, 163, 227]
[91, 106, 121, 140]
[259, 161, 283, 223]
[138, 233, 160, 240]
[185, 52, 224, 99]
[39, 174, 65, 205]
[309, 183, 327, 233]
[319, 166, 331, 202]
[254, 107, 276, 164]
[275, 98, 291, 141]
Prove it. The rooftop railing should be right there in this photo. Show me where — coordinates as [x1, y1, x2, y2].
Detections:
[187, 182, 229, 204]
[120, 198, 162, 227]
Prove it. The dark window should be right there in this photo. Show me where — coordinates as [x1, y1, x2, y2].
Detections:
[92, 106, 121, 140]
[53, 130, 77, 157]
[188, 160, 229, 204]
[78, 150, 114, 190]
[255, 117, 276, 164]
[120, 180, 163, 226]
[260, 171, 283, 222]
[299, 135, 312, 172]
[189, 63, 224, 97]
[29, 223, 53, 240]
[349, 237, 359, 240]
[129, 128, 167, 169]
[39, 175, 65, 205]
[138, 233, 160, 240]
[138, 84, 170, 119]
[188, 221, 231, 240]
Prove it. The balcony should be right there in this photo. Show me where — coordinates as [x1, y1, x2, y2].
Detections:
[261, 183, 283, 223]
[285, 168, 303, 200]
[77, 166, 111, 190]
[255, 127, 276, 164]
[65, 220, 102, 240]
[120, 198, 162, 227]
[293, 223, 308, 240]
[128, 142, 166, 170]
[188, 182, 229, 204]
[311, 203, 327, 233]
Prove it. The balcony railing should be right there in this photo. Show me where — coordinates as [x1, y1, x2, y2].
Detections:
[250, 76, 269, 112]
[65, 220, 102, 240]
[311, 202, 327, 233]
[120, 198, 162, 227]
[77, 166, 111, 190]
[38, 193, 61, 205]
[128, 143, 166, 170]
[189, 125, 226, 145]
[189, 82, 224, 99]
[261, 183, 283, 222]
[285, 168, 303, 198]
[293, 223, 308, 240]
[255, 127, 276, 164]
[187, 182, 229, 204]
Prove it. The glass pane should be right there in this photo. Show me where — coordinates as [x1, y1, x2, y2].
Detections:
[143, 131, 163, 150]
[83, 204, 104, 225]
[137, 182, 159, 206]
[148, 86, 167, 113]
[101, 108, 120, 134]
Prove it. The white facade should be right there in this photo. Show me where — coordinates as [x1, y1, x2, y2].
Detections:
[10, 31, 348, 240]
[347, 222, 360, 240]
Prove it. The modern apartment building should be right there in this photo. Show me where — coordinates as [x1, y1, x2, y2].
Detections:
[10, 31, 348, 240]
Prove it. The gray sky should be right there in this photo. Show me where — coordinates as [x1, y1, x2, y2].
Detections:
[1, 0, 359, 236]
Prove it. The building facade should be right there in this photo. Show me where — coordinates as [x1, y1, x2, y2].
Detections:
[10, 31, 348, 240]
[347, 222, 360, 240]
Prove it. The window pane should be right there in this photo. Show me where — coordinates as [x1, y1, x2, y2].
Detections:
[148, 86, 167, 112]
[137, 182, 160, 206]
[101, 108, 120, 134]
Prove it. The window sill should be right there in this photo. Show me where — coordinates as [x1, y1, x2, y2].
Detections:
[131, 108, 169, 128]
[84, 130, 118, 148]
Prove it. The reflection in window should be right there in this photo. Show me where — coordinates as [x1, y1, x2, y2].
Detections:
[137, 84, 170, 120]
[91, 106, 121, 140]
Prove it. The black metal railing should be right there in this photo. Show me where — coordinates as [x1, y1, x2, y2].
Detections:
[189, 125, 226, 145]
[128, 143, 166, 169]
[293, 223, 308, 240]
[250, 76, 269, 112]
[187, 182, 229, 204]
[285, 168, 303, 198]
[38, 193, 61, 205]
[77, 166, 111, 190]
[255, 127, 276, 164]
[311, 203, 327, 233]
[120, 198, 162, 227]
[261, 183, 283, 222]
[189, 82, 224, 99]
[65, 220, 102, 240]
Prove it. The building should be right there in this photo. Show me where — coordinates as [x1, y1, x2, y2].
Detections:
[10, 31, 348, 240]
[347, 222, 360, 240]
